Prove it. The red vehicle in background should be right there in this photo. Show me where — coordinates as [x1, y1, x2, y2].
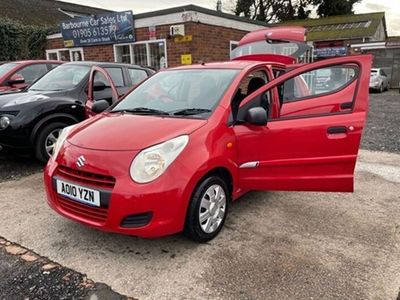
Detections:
[44, 27, 372, 242]
[0, 60, 62, 94]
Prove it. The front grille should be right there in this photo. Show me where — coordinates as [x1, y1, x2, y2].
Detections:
[57, 166, 115, 189]
[0, 111, 19, 116]
[120, 212, 153, 228]
[57, 196, 108, 224]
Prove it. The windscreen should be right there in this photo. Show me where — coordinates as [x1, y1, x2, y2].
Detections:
[29, 64, 90, 91]
[112, 69, 239, 117]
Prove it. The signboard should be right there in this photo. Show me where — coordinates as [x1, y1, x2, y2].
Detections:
[181, 54, 192, 65]
[60, 11, 135, 47]
[314, 47, 347, 58]
[174, 35, 193, 43]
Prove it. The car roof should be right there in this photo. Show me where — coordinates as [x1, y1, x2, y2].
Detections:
[170, 60, 268, 70]
[64, 61, 150, 70]
[4, 60, 62, 65]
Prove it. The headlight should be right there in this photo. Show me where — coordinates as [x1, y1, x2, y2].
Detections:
[52, 125, 76, 160]
[130, 135, 189, 183]
[0, 116, 10, 129]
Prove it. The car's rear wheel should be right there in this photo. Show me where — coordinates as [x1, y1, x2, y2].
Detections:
[184, 176, 229, 242]
[379, 84, 384, 93]
[35, 122, 67, 163]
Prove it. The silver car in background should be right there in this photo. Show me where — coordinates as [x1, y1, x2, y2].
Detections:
[370, 68, 389, 93]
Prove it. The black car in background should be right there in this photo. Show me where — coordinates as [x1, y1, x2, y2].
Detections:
[0, 61, 153, 162]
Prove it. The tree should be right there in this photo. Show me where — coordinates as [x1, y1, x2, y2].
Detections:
[312, 0, 361, 17]
[234, 0, 311, 22]
[233, 0, 361, 22]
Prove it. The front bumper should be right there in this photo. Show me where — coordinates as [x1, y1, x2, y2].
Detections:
[44, 142, 195, 238]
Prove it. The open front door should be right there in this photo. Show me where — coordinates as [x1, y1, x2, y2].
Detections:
[234, 55, 372, 192]
[85, 66, 119, 118]
[231, 26, 311, 64]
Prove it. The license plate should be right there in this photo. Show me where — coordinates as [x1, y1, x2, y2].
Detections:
[56, 179, 100, 207]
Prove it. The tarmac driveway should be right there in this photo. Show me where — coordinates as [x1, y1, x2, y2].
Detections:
[0, 149, 399, 300]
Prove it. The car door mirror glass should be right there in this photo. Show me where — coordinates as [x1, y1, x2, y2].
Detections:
[91, 99, 110, 114]
[245, 107, 268, 126]
[93, 81, 106, 91]
[8, 74, 25, 86]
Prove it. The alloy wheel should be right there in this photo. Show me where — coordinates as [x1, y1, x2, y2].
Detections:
[198, 184, 227, 234]
[45, 128, 62, 157]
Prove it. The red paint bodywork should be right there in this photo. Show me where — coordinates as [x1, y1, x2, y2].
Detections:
[0, 60, 62, 93]
[44, 28, 372, 238]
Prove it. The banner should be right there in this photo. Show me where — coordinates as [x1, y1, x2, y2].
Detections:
[60, 11, 135, 47]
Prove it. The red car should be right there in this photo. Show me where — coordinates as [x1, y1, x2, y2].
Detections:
[44, 27, 372, 242]
[0, 60, 62, 93]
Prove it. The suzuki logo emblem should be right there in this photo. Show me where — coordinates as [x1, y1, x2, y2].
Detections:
[76, 155, 86, 168]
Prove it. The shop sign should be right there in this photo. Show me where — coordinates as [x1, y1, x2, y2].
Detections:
[314, 47, 347, 58]
[60, 11, 135, 47]
[181, 54, 192, 65]
[175, 35, 193, 43]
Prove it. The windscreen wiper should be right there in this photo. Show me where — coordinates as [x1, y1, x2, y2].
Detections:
[172, 108, 212, 116]
[112, 107, 170, 115]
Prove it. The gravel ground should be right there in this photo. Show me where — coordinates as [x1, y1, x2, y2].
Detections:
[362, 90, 400, 153]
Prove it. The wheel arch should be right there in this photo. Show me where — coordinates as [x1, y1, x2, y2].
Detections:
[30, 113, 79, 143]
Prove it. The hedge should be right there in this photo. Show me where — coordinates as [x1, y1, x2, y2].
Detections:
[0, 17, 56, 61]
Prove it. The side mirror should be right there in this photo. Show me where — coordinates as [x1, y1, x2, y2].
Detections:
[245, 107, 268, 126]
[8, 74, 25, 86]
[93, 81, 106, 91]
[91, 99, 110, 114]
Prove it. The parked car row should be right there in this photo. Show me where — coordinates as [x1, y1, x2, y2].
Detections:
[0, 61, 154, 162]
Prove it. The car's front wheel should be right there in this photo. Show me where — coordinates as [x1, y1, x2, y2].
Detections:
[184, 176, 230, 242]
[35, 122, 68, 163]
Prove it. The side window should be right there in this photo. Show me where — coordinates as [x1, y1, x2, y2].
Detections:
[15, 64, 48, 84]
[104, 68, 124, 87]
[93, 72, 111, 87]
[232, 70, 269, 122]
[278, 65, 359, 119]
[128, 69, 148, 85]
[279, 66, 356, 104]
[381, 70, 387, 77]
[92, 71, 113, 103]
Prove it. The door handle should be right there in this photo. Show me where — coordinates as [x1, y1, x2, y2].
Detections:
[340, 101, 353, 110]
[327, 126, 347, 134]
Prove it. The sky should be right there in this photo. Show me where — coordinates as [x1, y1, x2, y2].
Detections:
[63, 0, 400, 36]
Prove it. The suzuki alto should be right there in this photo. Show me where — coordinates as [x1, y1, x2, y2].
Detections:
[44, 27, 372, 242]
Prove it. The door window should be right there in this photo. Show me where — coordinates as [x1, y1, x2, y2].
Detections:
[15, 64, 49, 84]
[277, 65, 359, 119]
[104, 68, 124, 87]
[128, 69, 148, 85]
[232, 70, 269, 122]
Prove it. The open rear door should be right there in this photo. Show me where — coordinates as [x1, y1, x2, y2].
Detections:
[231, 26, 311, 64]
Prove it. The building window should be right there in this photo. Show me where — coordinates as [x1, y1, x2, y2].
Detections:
[46, 48, 84, 61]
[114, 39, 167, 70]
[230, 41, 239, 53]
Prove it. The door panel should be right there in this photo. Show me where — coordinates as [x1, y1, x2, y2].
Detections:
[235, 55, 372, 193]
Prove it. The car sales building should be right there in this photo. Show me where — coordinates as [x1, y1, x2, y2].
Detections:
[45, 5, 267, 70]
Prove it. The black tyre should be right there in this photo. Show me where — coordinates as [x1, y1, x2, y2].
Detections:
[379, 84, 383, 93]
[184, 176, 230, 243]
[35, 122, 68, 163]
